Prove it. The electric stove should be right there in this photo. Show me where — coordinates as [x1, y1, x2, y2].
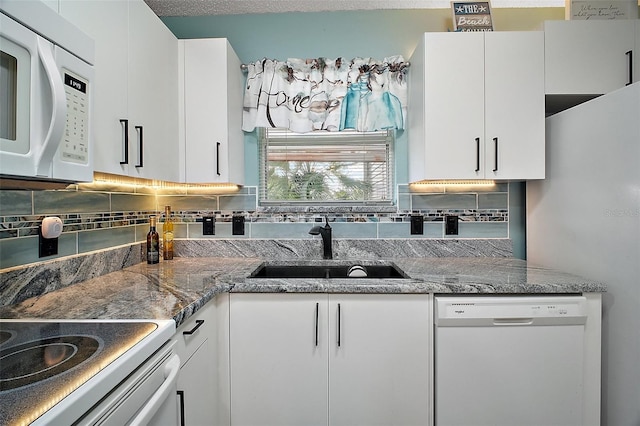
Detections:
[0, 319, 175, 426]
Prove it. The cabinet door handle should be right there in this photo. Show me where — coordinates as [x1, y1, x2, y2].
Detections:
[120, 119, 129, 165]
[216, 142, 221, 176]
[337, 303, 341, 347]
[183, 319, 204, 335]
[626, 50, 633, 86]
[135, 125, 144, 168]
[315, 302, 319, 346]
[475, 137, 480, 172]
[177, 390, 185, 426]
[493, 137, 499, 172]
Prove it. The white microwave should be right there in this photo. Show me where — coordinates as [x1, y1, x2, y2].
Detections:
[0, 0, 94, 182]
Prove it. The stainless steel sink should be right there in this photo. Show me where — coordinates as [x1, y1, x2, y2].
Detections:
[248, 263, 409, 279]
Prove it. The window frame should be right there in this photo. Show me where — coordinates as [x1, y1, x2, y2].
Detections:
[258, 128, 396, 207]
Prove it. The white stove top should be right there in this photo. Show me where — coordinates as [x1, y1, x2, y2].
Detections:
[0, 319, 175, 426]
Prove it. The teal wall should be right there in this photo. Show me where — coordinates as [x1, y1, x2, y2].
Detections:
[162, 8, 563, 62]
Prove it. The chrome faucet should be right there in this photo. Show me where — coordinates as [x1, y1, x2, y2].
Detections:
[309, 216, 332, 259]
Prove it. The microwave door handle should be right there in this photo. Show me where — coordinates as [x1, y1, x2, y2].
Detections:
[35, 38, 67, 177]
[129, 354, 180, 425]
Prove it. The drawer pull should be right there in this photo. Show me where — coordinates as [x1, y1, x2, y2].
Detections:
[337, 303, 341, 347]
[315, 302, 319, 347]
[177, 390, 185, 426]
[135, 125, 144, 168]
[183, 319, 204, 335]
[216, 142, 221, 176]
[493, 137, 499, 172]
[626, 50, 633, 86]
[119, 119, 129, 165]
[475, 137, 480, 172]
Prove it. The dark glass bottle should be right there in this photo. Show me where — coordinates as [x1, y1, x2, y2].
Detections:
[147, 216, 159, 264]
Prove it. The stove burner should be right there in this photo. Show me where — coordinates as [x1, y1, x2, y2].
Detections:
[0, 336, 99, 391]
[0, 330, 14, 345]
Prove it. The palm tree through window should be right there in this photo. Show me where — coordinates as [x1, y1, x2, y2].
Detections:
[259, 129, 395, 205]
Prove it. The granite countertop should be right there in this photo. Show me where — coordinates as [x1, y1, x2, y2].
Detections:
[0, 257, 606, 328]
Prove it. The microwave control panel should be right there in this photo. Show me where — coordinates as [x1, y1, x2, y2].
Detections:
[61, 69, 89, 165]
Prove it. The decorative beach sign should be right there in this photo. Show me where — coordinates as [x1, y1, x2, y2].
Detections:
[451, 1, 494, 31]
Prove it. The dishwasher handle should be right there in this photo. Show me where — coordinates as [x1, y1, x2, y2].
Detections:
[129, 354, 180, 425]
[436, 316, 587, 327]
[493, 318, 534, 326]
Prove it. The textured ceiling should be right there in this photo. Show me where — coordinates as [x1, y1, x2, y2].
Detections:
[144, 0, 565, 17]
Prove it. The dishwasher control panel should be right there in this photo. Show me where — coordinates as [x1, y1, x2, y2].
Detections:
[435, 296, 588, 326]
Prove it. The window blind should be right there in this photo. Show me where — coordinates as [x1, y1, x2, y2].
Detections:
[259, 129, 395, 204]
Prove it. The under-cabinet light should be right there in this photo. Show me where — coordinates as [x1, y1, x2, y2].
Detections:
[82, 172, 240, 194]
[409, 180, 496, 189]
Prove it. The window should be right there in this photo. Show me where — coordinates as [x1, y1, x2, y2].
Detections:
[259, 128, 395, 205]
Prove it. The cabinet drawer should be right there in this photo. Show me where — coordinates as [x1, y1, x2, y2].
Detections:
[174, 303, 215, 367]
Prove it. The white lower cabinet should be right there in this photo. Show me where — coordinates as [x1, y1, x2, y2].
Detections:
[173, 297, 230, 426]
[230, 293, 328, 426]
[328, 294, 431, 426]
[177, 338, 216, 425]
[229, 293, 432, 426]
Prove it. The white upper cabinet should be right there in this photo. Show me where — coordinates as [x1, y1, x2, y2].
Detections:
[408, 31, 545, 181]
[59, 0, 178, 181]
[484, 31, 545, 180]
[409, 32, 485, 181]
[180, 39, 245, 184]
[637, 21, 640, 81]
[59, 0, 128, 177]
[127, 1, 179, 181]
[544, 20, 637, 97]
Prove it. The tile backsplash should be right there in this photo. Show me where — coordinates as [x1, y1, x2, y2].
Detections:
[0, 182, 511, 270]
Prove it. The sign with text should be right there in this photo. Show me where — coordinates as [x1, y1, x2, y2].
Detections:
[568, 1, 638, 19]
[451, 1, 493, 32]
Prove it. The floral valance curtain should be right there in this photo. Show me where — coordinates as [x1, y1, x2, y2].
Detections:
[242, 56, 409, 133]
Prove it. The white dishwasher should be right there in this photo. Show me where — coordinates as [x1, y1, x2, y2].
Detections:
[434, 296, 587, 426]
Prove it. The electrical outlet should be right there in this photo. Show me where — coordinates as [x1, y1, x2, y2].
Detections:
[39, 227, 58, 257]
[203, 216, 215, 235]
[410, 215, 424, 235]
[232, 215, 245, 235]
[445, 215, 459, 235]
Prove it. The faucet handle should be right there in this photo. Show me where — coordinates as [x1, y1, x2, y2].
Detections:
[324, 215, 331, 229]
